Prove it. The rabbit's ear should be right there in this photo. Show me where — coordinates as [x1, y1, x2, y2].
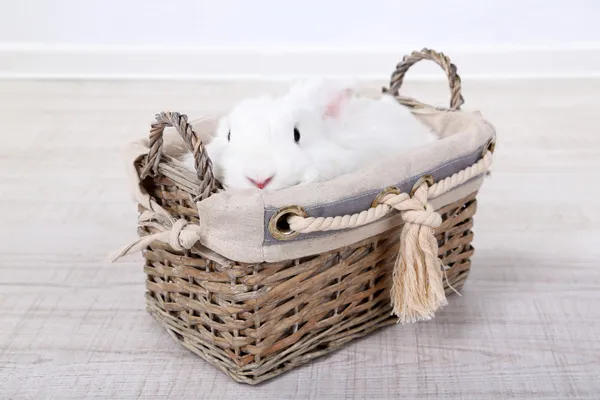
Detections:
[324, 88, 353, 119]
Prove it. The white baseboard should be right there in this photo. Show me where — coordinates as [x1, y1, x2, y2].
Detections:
[1, 43, 600, 81]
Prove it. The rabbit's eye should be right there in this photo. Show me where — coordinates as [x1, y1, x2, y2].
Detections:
[227, 130, 231, 142]
[294, 127, 301, 144]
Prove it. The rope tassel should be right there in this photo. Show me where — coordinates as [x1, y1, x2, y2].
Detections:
[108, 211, 202, 262]
[390, 183, 447, 323]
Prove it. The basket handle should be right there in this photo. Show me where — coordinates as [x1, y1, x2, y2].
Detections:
[384, 48, 464, 110]
[140, 111, 221, 201]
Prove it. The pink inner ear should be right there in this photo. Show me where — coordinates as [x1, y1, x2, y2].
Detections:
[324, 89, 353, 118]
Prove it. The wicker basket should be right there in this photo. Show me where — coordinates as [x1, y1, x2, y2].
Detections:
[114, 49, 495, 384]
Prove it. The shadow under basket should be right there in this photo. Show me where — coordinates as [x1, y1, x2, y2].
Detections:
[115, 48, 495, 385]
[141, 191, 476, 384]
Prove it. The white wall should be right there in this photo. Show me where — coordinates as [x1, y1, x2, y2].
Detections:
[2, 0, 600, 79]
[1, 0, 599, 49]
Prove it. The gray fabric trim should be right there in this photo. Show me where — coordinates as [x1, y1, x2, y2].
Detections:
[263, 143, 485, 245]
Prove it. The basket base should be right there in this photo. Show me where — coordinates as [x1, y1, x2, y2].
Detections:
[146, 272, 468, 385]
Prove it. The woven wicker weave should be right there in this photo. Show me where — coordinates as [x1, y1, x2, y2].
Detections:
[135, 49, 479, 384]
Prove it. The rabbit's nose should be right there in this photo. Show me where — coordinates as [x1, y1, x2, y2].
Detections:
[247, 176, 274, 189]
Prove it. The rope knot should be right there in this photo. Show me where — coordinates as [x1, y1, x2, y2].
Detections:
[400, 203, 442, 228]
[389, 183, 442, 228]
[169, 219, 189, 251]
[108, 216, 203, 262]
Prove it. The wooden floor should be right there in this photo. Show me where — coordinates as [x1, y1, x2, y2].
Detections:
[1, 79, 599, 399]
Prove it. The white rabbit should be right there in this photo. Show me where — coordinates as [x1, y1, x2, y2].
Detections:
[183, 79, 436, 190]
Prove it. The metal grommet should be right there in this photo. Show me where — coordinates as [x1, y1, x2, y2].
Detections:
[483, 137, 496, 156]
[371, 186, 400, 208]
[268, 205, 308, 241]
[410, 174, 434, 196]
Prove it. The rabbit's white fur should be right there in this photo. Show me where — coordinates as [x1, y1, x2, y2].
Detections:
[183, 79, 436, 190]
